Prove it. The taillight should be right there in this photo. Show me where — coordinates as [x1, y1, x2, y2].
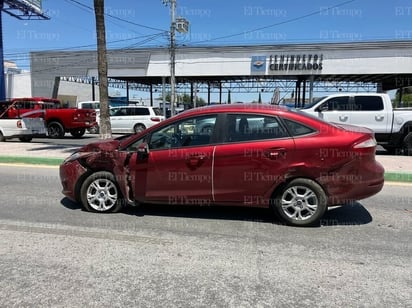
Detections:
[353, 138, 377, 149]
[17, 120, 22, 128]
[151, 117, 161, 122]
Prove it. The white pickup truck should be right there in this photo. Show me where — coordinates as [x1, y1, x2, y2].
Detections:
[0, 102, 47, 142]
[299, 93, 412, 154]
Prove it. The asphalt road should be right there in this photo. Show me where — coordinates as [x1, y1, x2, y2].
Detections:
[0, 165, 411, 307]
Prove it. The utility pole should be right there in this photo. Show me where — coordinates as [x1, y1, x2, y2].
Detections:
[162, 0, 188, 117]
[169, 0, 176, 117]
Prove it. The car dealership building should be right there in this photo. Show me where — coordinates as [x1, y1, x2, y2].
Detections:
[30, 40, 412, 105]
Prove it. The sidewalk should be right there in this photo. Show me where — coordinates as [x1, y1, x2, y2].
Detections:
[0, 141, 411, 182]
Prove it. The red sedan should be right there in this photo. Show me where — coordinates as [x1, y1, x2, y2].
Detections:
[59, 104, 384, 227]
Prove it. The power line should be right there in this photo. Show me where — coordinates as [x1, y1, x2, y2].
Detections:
[190, 0, 357, 45]
[65, 0, 167, 32]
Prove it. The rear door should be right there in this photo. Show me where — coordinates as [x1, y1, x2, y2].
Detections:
[349, 95, 390, 133]
[212, 113, 295, 206]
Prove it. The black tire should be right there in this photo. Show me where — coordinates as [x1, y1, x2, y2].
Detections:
[47, 121, 65, 138]
[133, 123, 146, 133]
[80, 171, 123, 213]
[403, 132, 412, 156]
[70, 128, 86, 138]
[272, 178, 327, 227]
[0, 131, 5, 142]
[19, 136, 32, 142]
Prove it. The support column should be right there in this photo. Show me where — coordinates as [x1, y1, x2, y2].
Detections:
[162, 76, 167, 117]
[92, 77, 96, 100]
[309, 75, 314, 104]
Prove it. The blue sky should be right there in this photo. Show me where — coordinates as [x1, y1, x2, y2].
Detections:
[2, 0, 412, 100]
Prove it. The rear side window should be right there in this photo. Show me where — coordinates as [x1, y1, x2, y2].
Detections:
[224, 114, 288, 142]
[354, 96, 384, 111]
[130, 108, 150, 116]
[283, 119, 316, 136]
[153, 108, 162, 116]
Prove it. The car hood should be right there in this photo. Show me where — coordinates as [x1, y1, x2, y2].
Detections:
[80, 139, 120, 153]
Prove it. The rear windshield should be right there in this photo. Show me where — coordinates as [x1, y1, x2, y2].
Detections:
[153, 108, 162, 116]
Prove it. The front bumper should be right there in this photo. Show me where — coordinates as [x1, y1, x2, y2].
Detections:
[59, 159, 88, 203]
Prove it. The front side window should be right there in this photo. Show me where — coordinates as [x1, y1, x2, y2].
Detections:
[111, 108, 127, 116]
[224, 114, 288, 142]
[149, 115, 217, 150]
[323, 96, 351, 111]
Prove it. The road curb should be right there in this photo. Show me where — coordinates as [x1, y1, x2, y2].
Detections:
[1, 155, 411, 183]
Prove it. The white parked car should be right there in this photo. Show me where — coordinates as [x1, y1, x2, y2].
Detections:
[98, 106, 165, 134]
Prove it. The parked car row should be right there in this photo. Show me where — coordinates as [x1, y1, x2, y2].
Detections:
[0, 98, 165, 142]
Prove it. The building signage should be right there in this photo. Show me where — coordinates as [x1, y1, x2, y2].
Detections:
[269, 54, 323, 71]
[250, 55, 267, 73]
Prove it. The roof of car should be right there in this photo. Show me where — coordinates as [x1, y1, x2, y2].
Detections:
[177, 103, 290, 116]
[111, 105, 152, 108]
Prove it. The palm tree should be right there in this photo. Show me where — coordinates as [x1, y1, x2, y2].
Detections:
[93, 0, 112, 139]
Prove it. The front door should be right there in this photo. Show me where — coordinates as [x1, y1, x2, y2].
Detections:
[135, 114, 218, 205]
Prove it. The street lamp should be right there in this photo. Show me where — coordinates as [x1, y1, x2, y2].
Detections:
[162, 0, 189, 116]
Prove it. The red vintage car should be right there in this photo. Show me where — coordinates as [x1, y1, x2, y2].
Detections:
[59, 104, 384, 226]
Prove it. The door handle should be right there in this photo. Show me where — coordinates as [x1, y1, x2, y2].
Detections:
[186, 154, 206, 167]
[264, 148, 286, 160]
[339, 115, 348, 122]
[375, 115, 384, 121]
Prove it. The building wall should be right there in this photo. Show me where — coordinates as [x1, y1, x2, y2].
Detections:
[58, 80, 99, 105]
[6, 72, 32, 98]
[30, 41, 412, 97]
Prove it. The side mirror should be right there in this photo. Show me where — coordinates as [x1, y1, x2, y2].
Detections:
[137, 142, 149, 160]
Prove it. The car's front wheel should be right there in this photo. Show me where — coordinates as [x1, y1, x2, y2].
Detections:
[80, 171, 123, 213]
[272, 178, 327, 227]
[47, 121, 65, 138]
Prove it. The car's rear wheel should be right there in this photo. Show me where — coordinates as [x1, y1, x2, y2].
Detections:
[272, 178, 327, 227]
[134, 123, 146, 133]
[80, 171, 123, 213]
[70, 128, 86, 138]
[403, 132, 412, 156]
[48, 121, 65, 138]
[0, 131, 5, 142]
